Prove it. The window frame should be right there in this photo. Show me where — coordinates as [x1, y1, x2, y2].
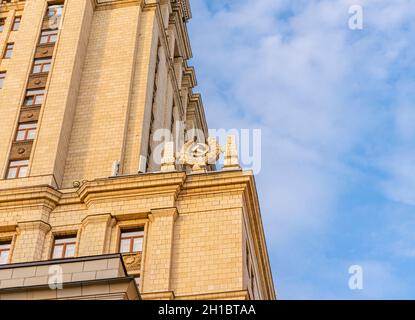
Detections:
[45, 4, 64, 31]
[51, 235, 77, 259]
[3, 43, 14, 59]
[0, 18, 5, 33]
[23, 89, 45, 107]
[47, 4, 64, 19]
[39, 29, 59, 44]
[12, 16, 21, 31]
[15, 122, 37, 142]
[32, 58, 52, 74]
[0, 72, 5, 89]
[119, 228, 145, 254]
[0, 241, 11, 265]
[6, 160, 29, 179]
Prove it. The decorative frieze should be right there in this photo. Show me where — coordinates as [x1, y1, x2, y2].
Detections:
[10, 141, 33, 161]
[27, 74, 48, 90]
[122, 252, 142, 274]
[34, 44, 55, 59]
[19, 107, 40, 123]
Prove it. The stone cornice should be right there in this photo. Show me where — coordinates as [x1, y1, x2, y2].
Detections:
[172, 0, 191, 22]
[182, 65, 197, 88]
[0, 0, 25, 13]
[149, 207, 178, 221]
[16, 220, 51, 233]
[81, 213, 114, 226]
[181, 170, 247, 196]
[187, 93, 208, 138]
[94, 0, 143, 9]
[170, 2, 192, 59]
[0, 185, 61, 210]
[76, 172, 186, 207]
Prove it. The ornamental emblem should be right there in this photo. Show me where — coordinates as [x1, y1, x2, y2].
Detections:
[178, 137, 220, 173]
[161, 135, 240, 173]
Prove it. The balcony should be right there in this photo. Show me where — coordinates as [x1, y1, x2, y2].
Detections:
[0, 254, 140, 300]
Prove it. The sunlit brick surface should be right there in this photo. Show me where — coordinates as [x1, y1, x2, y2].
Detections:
[0, 0, 275, 300]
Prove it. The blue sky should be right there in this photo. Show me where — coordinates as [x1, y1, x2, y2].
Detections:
[187, 0, 415, 299]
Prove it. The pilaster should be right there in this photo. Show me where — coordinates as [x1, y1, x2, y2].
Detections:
[141, 207, 177, 294]
[78, 213, 113, 256]
[12, 220, 51, 263]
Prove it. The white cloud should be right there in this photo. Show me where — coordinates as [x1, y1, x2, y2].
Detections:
[189, 0, 415, 298]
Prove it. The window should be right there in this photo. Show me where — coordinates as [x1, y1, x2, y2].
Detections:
[45, 4, 64, 30]
[0, 241, 11, 265]
[3, 43, 14, 59]
[119, 228, 144, 253]
[47, 4, 64, 19]
[24, 89, 45, 106]
[0, 72, 5, 89]
[16, 122, 37, 141]
[52, 236, 76, 259]
[12, 16, 21, 31]
[39, 30, 58, 44]
[0, 19, 5, 33]
[32, 58, 51, 74]
[6, 160, 29, 179]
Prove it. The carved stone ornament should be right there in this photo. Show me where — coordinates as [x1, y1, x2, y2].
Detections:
[160, 135, 241, 173]
[122, 252, 142, 274]
[178, 137, 220, 173]
[223, 135, 241, 170]
[161, 141, 176, 172]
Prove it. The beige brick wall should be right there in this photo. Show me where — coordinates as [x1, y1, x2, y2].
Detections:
[142, 208, 176, 293]
[61, 5, 142, 188]
[30, 0, 95, 187]
[0, 1, 190, 187]
[77, 214, 113, 256]
[170, 207, 243, 297]
[122, 7, 158, 174]
[12, 221, 51, 263]
[0, 0, 44, 179]
[0, 171, 274, 299]
[0, 1, 275, 300]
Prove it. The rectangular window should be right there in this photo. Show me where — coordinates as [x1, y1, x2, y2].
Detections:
[45, 4, 64, 31]
[119, 228, 144, 253]
[52, 236, 76, 259]
[3, 43, 14, 59]
[47, 4, 64, 19]
[39, 30, 58, 44]
[0, 19, 5, 33]
[6, 160, 29, 179]
[0, 241, 11, 265]
[24, 89, 45, 107]
[16, 122, 37, 141]
[12, 16, 21, 31]
[0, 72, 5, 89]
[32, 58, 51, 74]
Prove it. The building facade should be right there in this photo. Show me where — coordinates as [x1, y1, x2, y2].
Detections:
[0, 0, 275, 300]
